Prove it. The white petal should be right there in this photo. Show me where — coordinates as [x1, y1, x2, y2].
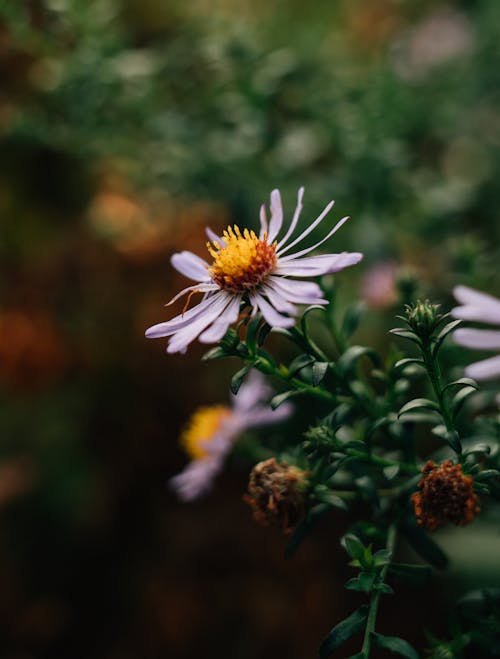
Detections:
[266, 276, 327, 304]
[276, 252, 363, 277]
[165, 283, 217, 308]
[261, 284, 298, 315]
[231, 371, 271, 412]
[278, 216, 349, 260]
[240, 401, 294, 428]
[276, 199, 335, 256]
[171, 251, 211, 281]
[166, 294, 236, 353]
[451, 304, 500, 325]
[259, 203, 268, 240]
[169, 457, 223, 501]
[453, 285, 500, 309]
[146, 293, 223, 337]
[206, 227, 226, 246]
[465, 355, 500, 381]
[198, 296, 242, 343]
[453, 328, 500, 350]
[276, 187, 304, 250]
[249, 292, 295, 328]
[267, 189, 283, 243]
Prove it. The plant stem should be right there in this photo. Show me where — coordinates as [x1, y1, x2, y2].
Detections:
[421, 343, 462, 459]
[360, 524, 398, 657]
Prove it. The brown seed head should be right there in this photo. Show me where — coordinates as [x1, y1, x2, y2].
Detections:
[244, 458, 306, 534]
[411, 459, 480, 531]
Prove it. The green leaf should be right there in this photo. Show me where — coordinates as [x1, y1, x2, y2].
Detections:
[312, 361, 330, 386]
[285, 519, 311, 559]
[371, 632, 419, 658]
[337, 345, 381, 375]
[270, 390, 299, 410]
[341, 302, 365, 338]
[201, 346, 228, 361]
[314, 487, 348, 510]
[400, 520, 448, 569]
[442, 377, 478, 393]
[398, 398, 440, 417]
[287, 354, 316, 377]
[431, 319, 462, 357]
[373, 548, 392, 567]
[318, 605, 369, 658]
[258, 322, 272, 346]
[300, 304, 326, 338]
[450, 386, 477, 420]
[394, 358, 425, 371]
[245, 314, 262, 354]
[230, 365, 251, 395]
[389, 328, 422, 345]
[345, 572, 376, 593]
[383, 464, 400, 480]
[376, 583, 394, 595]
[388, 563, 432, 585]
[342, 534, 366, 561]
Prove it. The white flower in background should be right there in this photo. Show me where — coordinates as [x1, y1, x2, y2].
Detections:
[146, 187, 362, 354]
[452, 285, 500, 381]
[170, 372, 293, 501]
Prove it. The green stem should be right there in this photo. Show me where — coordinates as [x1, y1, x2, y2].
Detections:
[360, 524, 398, 657]
[422, 343, 462, 459]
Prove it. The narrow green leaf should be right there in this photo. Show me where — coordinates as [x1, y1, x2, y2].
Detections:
[398, 398, 440, 416]
[201, 346, 227, 361]
[342, 302, 365, 338]
[301, 304, 326, 338]
[371, 632, 419, 659]
[244, 314, 262, 353]
[318, 605, 369, 658]
[270, 390, 299, 410]
[431, 319, 462, 357]
[312, 361, 330, 386]
[400, 520, 448, 569]
[389, 328, 422, 345]
[285, 519, 311, 559]
[342, 534, 366, 561]
[337, 345, 381, 374]
[230, 365, 251, 395]
[288, 354, 316, 377]
[258, 322, 272, 346]
[394, 358, 425, 371]
[383, 464, 400, 480]
[442, 377, 478, 393]
[373, 548, 392, 567]
[451, 386, 477, 420]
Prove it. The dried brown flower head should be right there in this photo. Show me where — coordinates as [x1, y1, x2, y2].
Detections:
[244, 458, 307, 534]
[411, 460, 480, 531]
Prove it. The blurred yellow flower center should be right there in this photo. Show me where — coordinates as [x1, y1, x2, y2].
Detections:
[181, 405, 232, 459]
[207, 226, 277, 293]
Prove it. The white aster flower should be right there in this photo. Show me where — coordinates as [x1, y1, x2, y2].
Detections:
[146, 187, 363, 354]
[451, 285, 500, 381]
[170, 371, 293, 501]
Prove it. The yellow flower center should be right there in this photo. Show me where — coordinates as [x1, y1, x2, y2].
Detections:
[180, 405, 232, 460]
[207, 225, 277, 293]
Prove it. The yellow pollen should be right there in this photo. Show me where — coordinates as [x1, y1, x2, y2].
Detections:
[180, 405, 232, 460]
[207, 225, 277, 293]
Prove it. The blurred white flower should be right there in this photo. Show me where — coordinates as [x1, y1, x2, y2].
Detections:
[170, 372, 293, 501]
[146, 187, 362, 354]
[360, 261, 398, 310]
[452, 285, 500, 381]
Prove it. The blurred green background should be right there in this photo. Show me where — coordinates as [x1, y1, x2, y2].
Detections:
[1, 1, 500, 657]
